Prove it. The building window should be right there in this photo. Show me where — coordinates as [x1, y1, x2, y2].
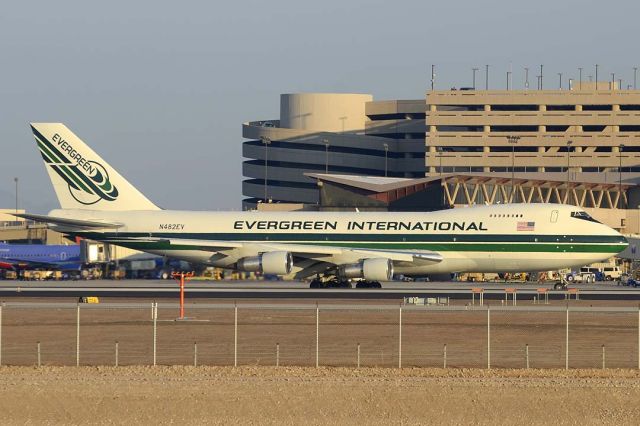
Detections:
[490, 105, 538, 111]
[435, 126, 483, 132]
[436, 105, 484, 111]
[546, 125, 570, 132]
[546, 105, 576, 111]
[490, 126, 538, 132]
[582, 105, 613, 111]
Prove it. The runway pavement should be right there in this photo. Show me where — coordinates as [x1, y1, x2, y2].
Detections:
[0, 279, 639, 300]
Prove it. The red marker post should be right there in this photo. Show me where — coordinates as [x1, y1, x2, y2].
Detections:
[172, 271, 195, 320]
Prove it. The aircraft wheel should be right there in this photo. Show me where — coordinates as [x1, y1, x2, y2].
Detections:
[554, 282, 565, 290]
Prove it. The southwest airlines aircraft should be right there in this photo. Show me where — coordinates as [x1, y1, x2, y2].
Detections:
[0, 243, 82, 271]
[19, 123, 628, 288]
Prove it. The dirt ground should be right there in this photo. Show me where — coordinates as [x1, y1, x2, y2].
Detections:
[0, 366, 639, 425]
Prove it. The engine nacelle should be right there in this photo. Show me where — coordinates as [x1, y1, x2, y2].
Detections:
[236, 251, 293, 275]
[338, 258, 393, 281]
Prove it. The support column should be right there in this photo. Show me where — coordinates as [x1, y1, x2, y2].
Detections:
[538, 146, 546, 172]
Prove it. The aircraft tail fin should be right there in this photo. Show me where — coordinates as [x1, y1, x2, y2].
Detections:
[30, 123, 159, 211]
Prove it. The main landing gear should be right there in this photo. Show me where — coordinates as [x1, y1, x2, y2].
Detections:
[308, 276, 382, 289]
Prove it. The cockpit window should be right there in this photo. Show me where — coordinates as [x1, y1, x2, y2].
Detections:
[571, 211, 601, 223]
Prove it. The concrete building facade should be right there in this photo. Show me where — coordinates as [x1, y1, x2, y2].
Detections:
[427, 83, 640, 200]
[242, 93, 426, 209]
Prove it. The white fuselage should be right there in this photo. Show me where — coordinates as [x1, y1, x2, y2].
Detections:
[49, 203, 627, 277]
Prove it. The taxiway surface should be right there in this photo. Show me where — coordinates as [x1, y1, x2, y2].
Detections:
[0, 279, 638, 300]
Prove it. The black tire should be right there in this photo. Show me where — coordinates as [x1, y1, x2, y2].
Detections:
[605, 275, 612, 281]
[309, 278, 325, 289]
[554, 282, 565, 290]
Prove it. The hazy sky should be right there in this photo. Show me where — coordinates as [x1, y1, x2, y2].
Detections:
[1, 0, 638, 213]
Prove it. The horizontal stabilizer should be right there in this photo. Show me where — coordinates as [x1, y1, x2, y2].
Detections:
[13, 213, 123, 229]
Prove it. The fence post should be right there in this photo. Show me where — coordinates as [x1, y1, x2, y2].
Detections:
[153, 302, 157, 366]
[443, 344, 447, 369]
[525, 344, 529, 369]
[357, 343, 361, 368]
[115, 341, 119, 367]
[565, 304, 569, 370]
[602, 344, 605, 369]
[76, 303, 80, 367]
[315, 303, 319, 368]
[398, 304, 402, 369]
[234, 303, 238, 367]
[487, 305, 491, 369]
[37, 341, 41, 367]
[194, 342, 198, 367]
[276, 343, 280, 367]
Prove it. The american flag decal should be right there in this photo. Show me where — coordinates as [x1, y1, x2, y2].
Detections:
[517, 221, 535, 231]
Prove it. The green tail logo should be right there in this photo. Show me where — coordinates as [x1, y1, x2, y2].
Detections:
[32, 126, 119, 205]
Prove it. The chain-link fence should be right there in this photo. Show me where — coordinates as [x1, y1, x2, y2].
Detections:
[0, 302, 638, 369]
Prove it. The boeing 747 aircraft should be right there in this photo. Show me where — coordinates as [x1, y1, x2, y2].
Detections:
[18, 123, 628, 288]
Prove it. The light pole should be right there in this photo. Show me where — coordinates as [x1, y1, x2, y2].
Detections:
[323, 138, 330, 173]
[383, 143, 389, 177]
[540, 64, 543, 90]
[485, 65, 489, 90]
[634, 67, 638, 90]
[14, 177, 18, 213]
[431, 65, 435, 91]
[566, 140, 573, 202]
[558, 73, 563, 90]
[578, 67, 583, 90]
[260, 136, 271, 202]
[595, 64, 599, 90]
[524, 67, 529, 89]
[507, 135, 520, 202]
[619, 144, 625, 208]
[472, 67, 479, 89]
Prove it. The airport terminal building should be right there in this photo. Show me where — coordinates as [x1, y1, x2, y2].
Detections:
[242, 93, 427, 208]
[242, 85, 640, 234]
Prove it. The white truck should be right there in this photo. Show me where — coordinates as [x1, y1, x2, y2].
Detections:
[602, 266, 622, 281]
[566, 271, 596, 284]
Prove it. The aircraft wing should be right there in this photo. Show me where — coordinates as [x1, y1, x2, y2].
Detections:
[158, 238, 443, 266]
[106, 236, 443, 267]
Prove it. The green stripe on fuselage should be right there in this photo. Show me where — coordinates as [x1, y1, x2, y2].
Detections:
[73, 233, 626, 254]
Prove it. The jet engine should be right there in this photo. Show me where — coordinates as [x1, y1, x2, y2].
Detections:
[338, 258, 393, 281]
[237, 251, 293, 275]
